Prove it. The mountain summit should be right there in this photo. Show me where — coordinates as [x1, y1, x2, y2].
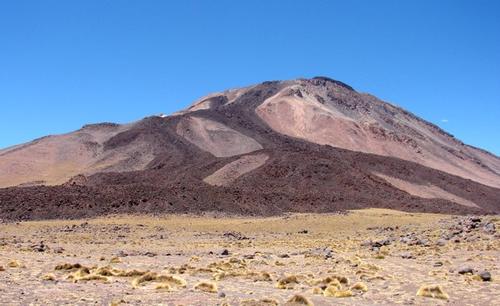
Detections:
[1, 77, 499, 220]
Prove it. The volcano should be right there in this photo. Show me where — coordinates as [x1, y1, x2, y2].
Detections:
[1, 77, 499, 220]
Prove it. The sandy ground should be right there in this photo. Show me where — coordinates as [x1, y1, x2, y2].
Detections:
[0, 209, 498, 306]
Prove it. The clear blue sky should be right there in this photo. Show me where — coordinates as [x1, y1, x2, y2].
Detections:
[1, 0, 499, 155]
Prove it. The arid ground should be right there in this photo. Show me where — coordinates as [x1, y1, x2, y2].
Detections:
[0, 209, 498, 305]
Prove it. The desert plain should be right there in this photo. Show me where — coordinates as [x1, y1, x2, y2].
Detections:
[0, 209, 498, 306]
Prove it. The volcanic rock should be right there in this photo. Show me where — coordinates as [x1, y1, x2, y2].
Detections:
[0, 77, 499, 220]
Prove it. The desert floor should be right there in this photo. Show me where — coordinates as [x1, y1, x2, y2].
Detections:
[0, 209, 498, 306]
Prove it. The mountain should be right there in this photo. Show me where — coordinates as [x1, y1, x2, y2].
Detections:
[1, 77, 499, 220]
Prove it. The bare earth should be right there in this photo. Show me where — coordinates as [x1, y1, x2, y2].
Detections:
[0, 209, 498, 306]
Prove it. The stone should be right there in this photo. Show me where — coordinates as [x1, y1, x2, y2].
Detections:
[221, 249, 230, 256]
[458, 266, 473, 274]
[483, 223, 496, 234]
[478, 271, 491, 281]
[400, 252, 414, 259]
[469, 217, 481, 223]
[31, 241, 47, 252]
[223, 231, 249, 240]
[436, 239, 447, 246]
[53, 246, 65, 254]
[311, 247, 333, 259]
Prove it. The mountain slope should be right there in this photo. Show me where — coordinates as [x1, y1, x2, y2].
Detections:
[0, 77, 499, 220]
[193, 77, 500, 188]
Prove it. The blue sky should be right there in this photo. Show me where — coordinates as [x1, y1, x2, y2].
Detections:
[1, 0, 499, 155]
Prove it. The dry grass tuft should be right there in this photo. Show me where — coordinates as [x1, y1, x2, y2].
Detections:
[312, 275, 348, 286]
[240, 299, 279, 306]
[0, 266, 5, 272]
[416, 284, 449, 300]
[94, 266, 116, 276]
[333, 290, 353, 298]
[285, 294, 314, 305]
[213, 271, 243, 281]
[109, 257, 122, 264]
[323, 285, 337, 297]
[194, 281, 218, 293]
[251, 271, 272, 282]
[95, 266, 148, 277]
[312, 287, 323, 295]
[131, 272, 158, 288]
[63, 266, 109, 283]
[41, 273, 57, 281]
[67, 267, 91, 280]
[54, 263, 84, 271]
[109, 300, 125, 306]
[155, 282, 172, 291]
[351, 282, 368, 292]
[157, 274, 187, 288]
[131, 271, 187, 289]
[8, 260, 23, 268]
[323, 286, 353, 297]
[76, 274, 109, 282]
[276, 275, 299, 289]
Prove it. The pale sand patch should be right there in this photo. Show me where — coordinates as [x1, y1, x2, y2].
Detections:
[373, 172, 479, 208]
[176, 116, 262, 157]
[204, 153, 269, 186]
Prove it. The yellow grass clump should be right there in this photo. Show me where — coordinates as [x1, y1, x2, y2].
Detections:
[311, 287, 323, 295]
[416, 285, 449, 300]
[155, 283, 172, 291]
[229, 257, 246, 265]
[67, 267, 91, 280]
[323, 285, 353, 298]
[285, 294, 314, 305]
[109, 257, 122, 264]
[131, 271, 187, 289]
[76, 274, 109, 282]
[131, 272, 158, 288]
[276, 275, 299, 289]
[323, 285, 337, 297]
[8, 260, 23, 268]
[240, 299, 279, 306]
[322, 275, 349, 285]
[157, 274, 187, 288]
[64, 266, 109, 283]
[94, 266, 117, 276]
[95, 266, 148, 277]
[471, 275, 482, 282]
[213, 271, 243, 281]
[109, 300, 125, 306]
[42, 273, 57, 281]
[333, 290, 353, 298]
[351, 282, 368, 292]
[250, 271, 272, 282]
[194, 281, 218, 293]
[54, 263, 84, 271]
